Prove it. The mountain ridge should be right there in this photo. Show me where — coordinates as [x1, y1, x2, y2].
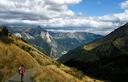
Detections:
[8, 26, 102, 58]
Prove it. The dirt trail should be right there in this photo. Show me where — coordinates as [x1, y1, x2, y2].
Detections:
[8, 69, 34, 82]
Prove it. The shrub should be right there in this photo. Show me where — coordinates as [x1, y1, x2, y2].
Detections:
[21, 45, 32, 52]
[1, 25, 9, 36]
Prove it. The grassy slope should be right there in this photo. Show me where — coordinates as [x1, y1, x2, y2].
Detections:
[0, 31, 103, 82]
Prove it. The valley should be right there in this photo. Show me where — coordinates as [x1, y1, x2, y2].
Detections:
[8, 26, 102, 58]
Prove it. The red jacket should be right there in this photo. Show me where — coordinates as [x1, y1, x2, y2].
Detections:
[19, 66, 25, 75]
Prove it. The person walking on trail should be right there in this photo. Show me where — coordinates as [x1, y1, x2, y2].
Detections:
[18, 65, 25, 82]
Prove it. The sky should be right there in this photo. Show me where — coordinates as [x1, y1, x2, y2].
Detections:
[0, 0, 128, 35]
[70, 0, 125, 16]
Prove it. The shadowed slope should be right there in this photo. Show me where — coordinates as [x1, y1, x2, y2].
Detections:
[59, 23, 128, 82]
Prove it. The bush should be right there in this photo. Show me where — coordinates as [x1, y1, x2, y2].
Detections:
[1, 26, 9, 36]
[21, 45, 32, 52]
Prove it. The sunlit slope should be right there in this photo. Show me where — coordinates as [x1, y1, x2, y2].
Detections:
[0, 28, 103, 82]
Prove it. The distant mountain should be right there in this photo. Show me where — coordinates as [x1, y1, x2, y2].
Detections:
[0, 26, 103, 82]
[59, 23, 128, 82]
[9, 26, 102, 58]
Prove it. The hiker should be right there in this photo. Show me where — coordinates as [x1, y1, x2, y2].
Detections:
[18, 65, 25, 82]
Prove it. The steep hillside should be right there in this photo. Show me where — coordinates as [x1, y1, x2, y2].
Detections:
[0, 27, 103, 82]
[59, 23, 128, 82]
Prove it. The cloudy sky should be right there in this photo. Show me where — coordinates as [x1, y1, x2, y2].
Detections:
[0, 0, 128, 35]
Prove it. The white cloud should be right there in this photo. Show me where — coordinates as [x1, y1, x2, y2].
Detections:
[0, 0, 128, 35]
[46, 0, 82, 5]
[121, 1, 128, 10]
